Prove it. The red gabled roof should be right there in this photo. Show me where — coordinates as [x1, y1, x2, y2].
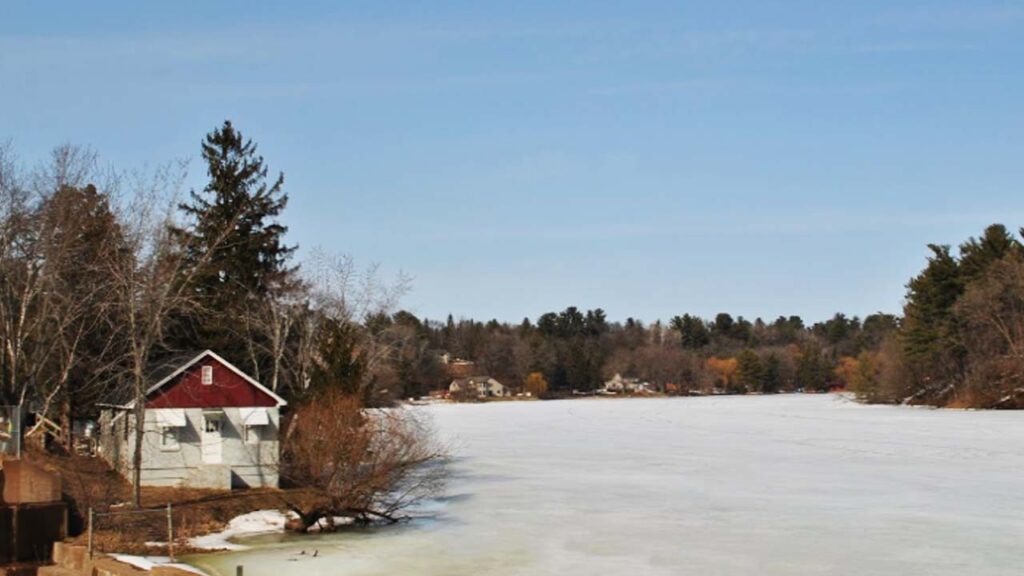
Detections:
[140, 350, 287, 409]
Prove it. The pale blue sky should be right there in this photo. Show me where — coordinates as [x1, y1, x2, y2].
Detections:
[2, 1, 1022, 324]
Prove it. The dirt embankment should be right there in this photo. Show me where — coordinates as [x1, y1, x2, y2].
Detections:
[25, 448, 316, 556]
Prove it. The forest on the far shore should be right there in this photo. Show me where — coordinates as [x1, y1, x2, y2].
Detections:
[412, 223, 1024, 409]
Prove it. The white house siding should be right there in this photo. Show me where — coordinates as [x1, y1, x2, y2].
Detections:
[99, 407, 280, 490]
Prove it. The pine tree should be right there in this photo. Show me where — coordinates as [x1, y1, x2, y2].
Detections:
[796, 342, 829, 391]
[761, 353, 782, 393]
[40, 184, 128, 417]
[713, 313, 735, 337]
[309, 317, 364, 397]
[735, 349, 764, 393]
[958, 224, 1020, 282]
[670, 314, 710, 349]
[896, 225, 1019, 402]
[174, 121, 295, 360]
[901, 244, 963, 382]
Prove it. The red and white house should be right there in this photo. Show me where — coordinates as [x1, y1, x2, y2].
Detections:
[99, 350, 287, 490]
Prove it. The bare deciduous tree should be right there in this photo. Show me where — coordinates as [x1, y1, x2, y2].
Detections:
[105, 164, 238, 506]
[0, 142, 36, 405]
[239, 278, 307, 393]
[300, 249, 411, 402]
[956, 253, 1024, 407]
[0, 144, 120, 421]
[281, 389, 446, 528]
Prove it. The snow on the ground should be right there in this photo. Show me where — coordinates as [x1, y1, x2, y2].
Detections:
[192, 395, 1024, 576]
[306, 516, 355, 532]
[112, 554, 208, 575]
[189, 510, 296, 551]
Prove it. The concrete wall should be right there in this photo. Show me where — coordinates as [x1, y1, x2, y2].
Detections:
[0, 462, 66, 565]
[44, 543, 197, 576]
[1, 460, 61, 504]
[99, 407, 279, 490]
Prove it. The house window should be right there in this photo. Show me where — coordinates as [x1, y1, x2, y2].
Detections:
[204, 417, 222, 434]
[244, 425, 260, 444]
[201, 365, 213, 385]
[161, 427, 179, 450]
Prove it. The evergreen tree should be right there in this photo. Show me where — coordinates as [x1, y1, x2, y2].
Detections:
[537, 312, 559, 337]
[858, 313, 899, 351]
[174, 121, 295, 361]
[622, 317, 646, 350]
[442, 314, 456, 352]
[39, 184, 128, 418]
[796, 342, 830, 391]
[761, 353, 782, 393]
[713, 313, 735, 337]
[670, 314, 710, 349]
[731, 316, 753, 342]
[771, 316, 803, 344]
[558, 307, 586, 337]
[309, 317, 363, 397]
[817, 313, 856, 345]
[584, 308, 609, 336]
[901, 244, 963, 381]
[735, 349, 764, 393]
[958, 224, 1020, 282]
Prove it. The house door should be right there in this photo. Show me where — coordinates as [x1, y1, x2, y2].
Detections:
[202, 416, 223, 464]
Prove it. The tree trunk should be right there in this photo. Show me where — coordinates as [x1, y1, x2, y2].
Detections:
[61, 396, 71, 452]
[132, 377, 145, 507]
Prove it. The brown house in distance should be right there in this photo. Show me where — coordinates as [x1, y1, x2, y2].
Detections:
[440, 352, 477, 379]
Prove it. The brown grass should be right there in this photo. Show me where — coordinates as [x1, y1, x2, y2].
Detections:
[20, 446, 317, 554]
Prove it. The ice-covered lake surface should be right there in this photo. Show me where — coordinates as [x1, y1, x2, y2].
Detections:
[189, 394, 1024, 576]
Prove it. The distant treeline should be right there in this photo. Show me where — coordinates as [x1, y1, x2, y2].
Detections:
[2, 123, 1020, 426]
[397, 223, 1024, 409]
[393, 308, 897, 399]
[405, 223, 1024, 409]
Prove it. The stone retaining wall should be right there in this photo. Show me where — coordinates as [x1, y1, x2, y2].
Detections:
[0, 459, 67, 568]
[39, 544, 196, 576]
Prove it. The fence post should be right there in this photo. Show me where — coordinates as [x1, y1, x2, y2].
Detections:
[87, 507, 94, 558]
[167, 502, 175, 562]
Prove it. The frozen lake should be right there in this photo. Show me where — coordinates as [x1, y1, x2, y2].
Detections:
[190, 395, 1024, 576]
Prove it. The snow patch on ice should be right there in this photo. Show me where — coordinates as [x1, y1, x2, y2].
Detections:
[189, 509, 297, 551]
[306, 515, 355, 532]
[111, 554, 208, 575]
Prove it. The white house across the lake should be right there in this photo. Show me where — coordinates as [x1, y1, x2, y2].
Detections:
[449, 376, 508, 398]
[602, 373, 653, 394]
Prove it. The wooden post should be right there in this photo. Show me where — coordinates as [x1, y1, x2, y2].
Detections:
[167, 502, 175, 562]
[87, 507, 94, 558]
[236, 566, 243, 576]
[11, 505, 18, 565]
[13, 407, 20, 460]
